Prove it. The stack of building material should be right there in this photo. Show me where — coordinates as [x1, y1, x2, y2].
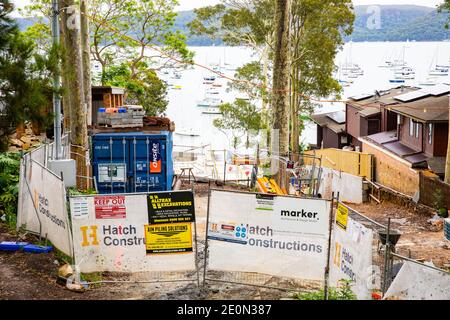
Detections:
[256, 177, 288, 195]
[97, 105, 145, 128]
[8, 122, 46, 152]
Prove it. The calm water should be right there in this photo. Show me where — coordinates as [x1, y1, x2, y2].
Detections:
[160, 42, 450, 150]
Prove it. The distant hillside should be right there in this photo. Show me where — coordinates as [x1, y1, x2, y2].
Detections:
[16, 4, 450, 45]
[349, 5, 449, 41]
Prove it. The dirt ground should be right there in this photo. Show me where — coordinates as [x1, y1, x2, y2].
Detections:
[347, 201, 450, 269]
[1, 182, 449, 300]
[0, 182, 291, 300]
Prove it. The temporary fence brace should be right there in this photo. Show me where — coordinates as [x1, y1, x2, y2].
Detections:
[203, 187, 334, 294]
[323, 192, 337, 300]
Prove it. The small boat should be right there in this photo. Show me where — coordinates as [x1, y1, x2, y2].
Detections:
[176, 128, 201, 137]
[202, 107, 222, 115]
[206, 90, 220, 95]
[197, 97, 223, 107]
[418, 77, 438, 86]
[203, 75, 216, 81]
[171, 72, 182, 79]
[429, 68, 449, 76]
[212, 84, 223, 87]
[395, 74, 415, 80]
[389, 79, 406, 84]
[379, 61, 393, 68]
[339, 79, 353, 87]
[172, 85, 182, 90]
[394, 66, 415, 75]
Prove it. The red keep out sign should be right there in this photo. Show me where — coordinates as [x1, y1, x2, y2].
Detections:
[94, 196, 126, 219]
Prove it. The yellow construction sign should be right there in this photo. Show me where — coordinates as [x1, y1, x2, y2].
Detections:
[144, 223, 193, 255]
[336, 204, 349, 230]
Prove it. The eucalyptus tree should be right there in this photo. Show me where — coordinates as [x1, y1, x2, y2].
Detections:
[189, 0, 274, 122]
[440, 0, 450, 183]
[190, 0, 354, 164]
[289, 0, 354, 155]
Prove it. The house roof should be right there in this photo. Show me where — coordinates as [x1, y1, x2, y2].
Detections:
[427, 157, 446, 175]
[310, 111, 346, 134]
[360, 131, 444, 169]
[92, 86, 125, 95]
[388, 94, 449, 123]
[347, 86, 421, 117]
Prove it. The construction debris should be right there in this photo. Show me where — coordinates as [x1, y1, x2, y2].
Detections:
[8, 122, 46, 152]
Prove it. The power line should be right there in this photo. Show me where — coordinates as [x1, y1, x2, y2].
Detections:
[79, 10, 450, 113]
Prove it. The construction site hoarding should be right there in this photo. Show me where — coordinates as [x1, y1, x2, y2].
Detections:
[17, 158, 73, 257]
[205, 190, 331, 281]
[330, 207, 373, 300]
[384, 261, 450, 300]
[70, 191, 196, 273]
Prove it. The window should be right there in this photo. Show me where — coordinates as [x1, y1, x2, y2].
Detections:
[428, 123, 433, 144]
[409, 119, 414, 136]
[415, 122, 420, 138]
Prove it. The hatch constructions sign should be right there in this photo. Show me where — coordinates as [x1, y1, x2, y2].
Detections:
[70, 192, 196, 273]
[206, 190, 331, 281]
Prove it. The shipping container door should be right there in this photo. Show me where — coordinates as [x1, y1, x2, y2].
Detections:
[128, 136, 167, 193]
[94, 136, 128, 194]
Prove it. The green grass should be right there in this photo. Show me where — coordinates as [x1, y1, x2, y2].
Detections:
[293, 280, 357, 300]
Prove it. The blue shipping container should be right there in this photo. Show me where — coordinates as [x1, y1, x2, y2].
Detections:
[92, 132, 174, 194]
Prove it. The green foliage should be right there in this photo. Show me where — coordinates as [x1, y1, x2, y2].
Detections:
[67, 187, 98, 196]
[439, 0, 450, 28]
[431, 188, 446, 213]
[0, 153, 20, 229]
[88, 0, 194, 83]
[293, 280, 357, 300]
[80, 272, 103, 284]
[0, 1, 56, 151]
[189, 2, 274, 48]
[350, 5, 449, 41]
[23, 0, 193, 116]
[214, 99, 263, 149]
[228, 61, 269, 105]
[102, 63, 168, 116]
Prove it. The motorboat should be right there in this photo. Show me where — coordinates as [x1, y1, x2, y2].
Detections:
[202, 107, 222, 115]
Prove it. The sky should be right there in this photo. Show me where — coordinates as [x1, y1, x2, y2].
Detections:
[11, 0, 446, 14]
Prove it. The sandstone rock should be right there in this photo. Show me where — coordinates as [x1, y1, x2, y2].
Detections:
[10, 138, 24, 147]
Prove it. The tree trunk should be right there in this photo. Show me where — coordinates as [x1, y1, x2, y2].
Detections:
[445, 98, 450, 183]
[59, 0, 89, 190]
[80, 0, 92, 127]
[271, 0, 291, 188]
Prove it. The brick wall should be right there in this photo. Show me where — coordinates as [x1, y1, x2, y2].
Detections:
[362, 142, 420, 196]
[419, 173, 450, 209]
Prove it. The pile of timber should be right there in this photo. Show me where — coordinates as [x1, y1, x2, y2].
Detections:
[8, 122, 46, 152]
[90, 116, 175, 134]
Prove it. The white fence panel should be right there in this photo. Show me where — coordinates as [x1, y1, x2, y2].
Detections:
[206, 190, 331, 281]
[329, 213, 373, 300]
[17, 159, 73, 256]
[70, 193, 196, 273]
[384, 261, 450, 300]
[315, 167, 363, 203]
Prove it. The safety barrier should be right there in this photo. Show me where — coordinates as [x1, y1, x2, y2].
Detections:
[17, 135, 73, 256]
[203, 188, 333, 292]
[69, 190, 200, 285]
